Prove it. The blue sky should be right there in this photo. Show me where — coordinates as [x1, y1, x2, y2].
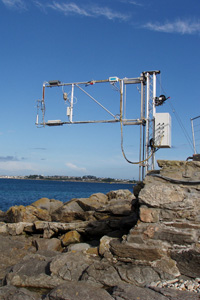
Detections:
[0, 0, 199, 180]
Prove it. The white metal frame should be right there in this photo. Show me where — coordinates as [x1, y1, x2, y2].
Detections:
[36, 71, 162, 179]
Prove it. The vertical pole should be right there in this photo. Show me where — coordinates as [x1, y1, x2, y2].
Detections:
[191, 118, 196, 154]
[139, 78, 144, 181]
[124, 84, 126, 119]
[142, 78, 146, 180]
[36, 110, 39, 125]
[70, 84, 74, 123]
[41, 83, 46, 126]
[153, 73, 156, 117]
[152, 72, 157, 169]
[120, 79, 124, 119]
[145, 73, 150, 174]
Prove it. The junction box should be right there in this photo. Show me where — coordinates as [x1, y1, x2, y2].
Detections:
[154, 113, 171, 148]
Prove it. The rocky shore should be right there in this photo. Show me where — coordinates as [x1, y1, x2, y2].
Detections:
[0, 160, 200, 300]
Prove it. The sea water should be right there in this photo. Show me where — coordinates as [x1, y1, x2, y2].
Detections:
[0, 179, 133, 212]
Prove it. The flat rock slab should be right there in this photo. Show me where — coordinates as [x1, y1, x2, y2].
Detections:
[0, 235, 35, 279]
[44, 281, 114, 300]
[111, 283, 168, 300]
[150, 287, 200, 300]
[0, 285, 42, 300]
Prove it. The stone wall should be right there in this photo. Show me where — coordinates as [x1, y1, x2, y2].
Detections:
[111, 160, 200, 279]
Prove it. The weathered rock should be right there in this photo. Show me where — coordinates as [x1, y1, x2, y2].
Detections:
[33, 237, 62, 252]
[77, 193, 108, 210]
[99, 235, 115, 259]
[0, 285, 42, 300]
[49, 252, 99, 281]
[139, 180, 187, 209]
[51, 199, 93, 222]
[6, 205, 51, 223]
[153, 224, 198, 245]
[123, 160, 200, 281]
[139, 160, 200, 216]
[61, 230, 81, 246]
[51, 193, 110, 223]
[116, 264, 161, 286]
[34, 220, 90, 233]
[96, 198, 133, 215]
[84, 219, 113, 237]
[110, 238, 168, 262]
[140, 205, 160, 223]
[85, 212, 138, 238]
[0, 210, 6, 222]
[7, 222, 34, 235]
[106, 189, 133, 201]
[85, 246, 99, 256]
[31, 197, 63, 214]
[157, 159, 200, 181]
[81, 259, 123, 287]
[133, 181, 144, 197]
[67, 242, 91, 252]
[150, 286, 200, 300]
[127, 222, 198, 246]
[111, 283, 168, 300]
[1, 169, 200, 297]
[0, 222, 7, 233]
[171, 249, 200, 278]
[0, 235, 35, 280]
[4, 253, 65, 289]
[151, 256, 180, 277]
[44, 281, 114, 300]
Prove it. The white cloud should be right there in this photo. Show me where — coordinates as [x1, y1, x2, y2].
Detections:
[129, 0, 142, 5]
[1, 0, 26, 9]
[65, 162, 87, 173]
[119, 0, 143, 6]
[143, 19, 200, 35]
[33, 0, 46, 12]
[46, 1, 129, 21]
[1, 0, 130, 21]
[48, 2, 90, 17]
[90, 6, 129, 21]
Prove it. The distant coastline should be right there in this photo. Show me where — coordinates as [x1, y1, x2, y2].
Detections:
[0, 175, 136, 185]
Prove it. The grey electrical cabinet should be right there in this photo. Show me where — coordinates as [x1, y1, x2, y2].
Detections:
[154, 113, 171, 148]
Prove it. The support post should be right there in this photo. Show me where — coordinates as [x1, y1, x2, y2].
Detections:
[70, 84, 74, 123]
[145, 73, 150, 174]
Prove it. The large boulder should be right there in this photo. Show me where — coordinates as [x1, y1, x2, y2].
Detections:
[51, 193, 108, 223]
[6, 205, 51, 223]
[51, 199, 92, 222]
[77, 193, 108, 210]
[31, 198, 63, 214]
